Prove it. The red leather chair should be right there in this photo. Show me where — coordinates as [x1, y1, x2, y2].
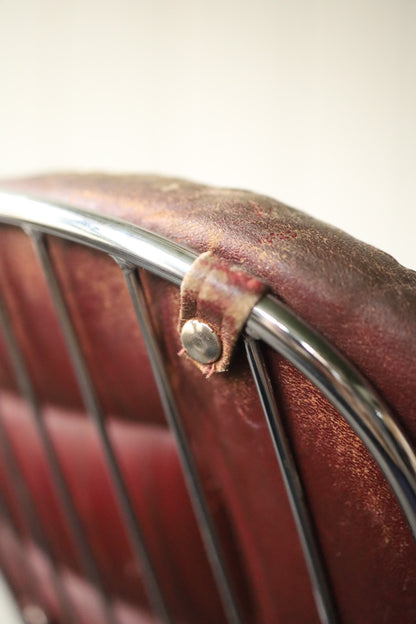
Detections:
[0, 174, 415, 624]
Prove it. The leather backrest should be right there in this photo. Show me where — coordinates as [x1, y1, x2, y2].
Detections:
[0, 174, 415, 624]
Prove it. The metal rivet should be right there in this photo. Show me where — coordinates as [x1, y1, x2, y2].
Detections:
[180, 319, 221, 364]
[22, 605, 49, 624]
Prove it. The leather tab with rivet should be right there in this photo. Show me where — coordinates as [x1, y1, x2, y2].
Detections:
[178, 251, 266, 376]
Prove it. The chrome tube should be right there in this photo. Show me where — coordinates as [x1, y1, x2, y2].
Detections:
[0, 415, 77, 624]
[31, 233, 172, 624]
[122, 266, 244, 624]
[1, 191, 414, 543]
[245, 296, 416, 541]
[0, 192, 193, 285]
[0, 287, 117, 624]
[245, 337, 338, 624]
[1, 190, 416, 621]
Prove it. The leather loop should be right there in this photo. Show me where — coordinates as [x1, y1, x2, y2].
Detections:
[178, 251, 266, 376]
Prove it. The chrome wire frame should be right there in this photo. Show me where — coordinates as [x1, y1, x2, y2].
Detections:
[0, 191, 415, 624]
[244, 337, 337, 624]
[120, 265, 244, 624]
[0, 411, 77, 624]
[0, 285, 117, 624]
[31, 233, 173, 624]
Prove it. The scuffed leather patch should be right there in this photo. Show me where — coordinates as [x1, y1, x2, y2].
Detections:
[178, 251, 266, 376]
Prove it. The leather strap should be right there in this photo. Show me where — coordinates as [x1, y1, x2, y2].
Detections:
[178, 251, 266, 375]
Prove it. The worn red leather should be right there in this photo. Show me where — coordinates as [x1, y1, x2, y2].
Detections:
[0, 174, 415, 624]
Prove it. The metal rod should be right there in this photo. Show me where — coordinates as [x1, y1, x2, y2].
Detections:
[2, 191, 416, 543]
[1, 191, 416, 616]
[0, 289, 117, 624]
[244, 336, 338, 624]
[0, 414, 78, 624]
[1, 191, 416, 543]
[121, 265, 244, 624]
[246, 295, 416, 542]
[0, 192, 193, 286]
[31, 232, 172, 624]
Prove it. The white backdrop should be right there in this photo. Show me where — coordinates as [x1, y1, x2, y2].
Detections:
[1, 0, 415, 269]
[0, 0, 415, 621]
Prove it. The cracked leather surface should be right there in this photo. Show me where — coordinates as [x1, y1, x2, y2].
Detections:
[0, 174, 415, 624]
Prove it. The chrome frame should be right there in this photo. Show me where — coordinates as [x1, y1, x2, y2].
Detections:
[0, 287, 117, 624]
[0, 191, 415, 624]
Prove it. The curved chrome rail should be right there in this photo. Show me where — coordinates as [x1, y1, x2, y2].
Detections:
[0, 193, 194, 285]
[246, 298, 416, 538]
[0, 190, 415, 624]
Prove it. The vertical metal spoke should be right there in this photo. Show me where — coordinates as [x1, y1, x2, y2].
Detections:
[0, 289, 117, 624]
[244, 336, 338, 624]
[121, 265, 244, 624]
[0, 193, 415, 624]
[0, 415, 78, 624]
[31, 233, 172, 624]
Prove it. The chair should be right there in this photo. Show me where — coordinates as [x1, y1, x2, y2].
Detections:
[0, 174, 415, 624]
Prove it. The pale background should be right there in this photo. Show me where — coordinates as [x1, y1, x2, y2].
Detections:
[0, 0, 415, 621]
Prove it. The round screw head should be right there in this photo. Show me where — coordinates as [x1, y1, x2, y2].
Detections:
[180, 319, 221, 364]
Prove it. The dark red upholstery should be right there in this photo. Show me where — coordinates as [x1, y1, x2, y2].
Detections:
[0, 174, 415, 623]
